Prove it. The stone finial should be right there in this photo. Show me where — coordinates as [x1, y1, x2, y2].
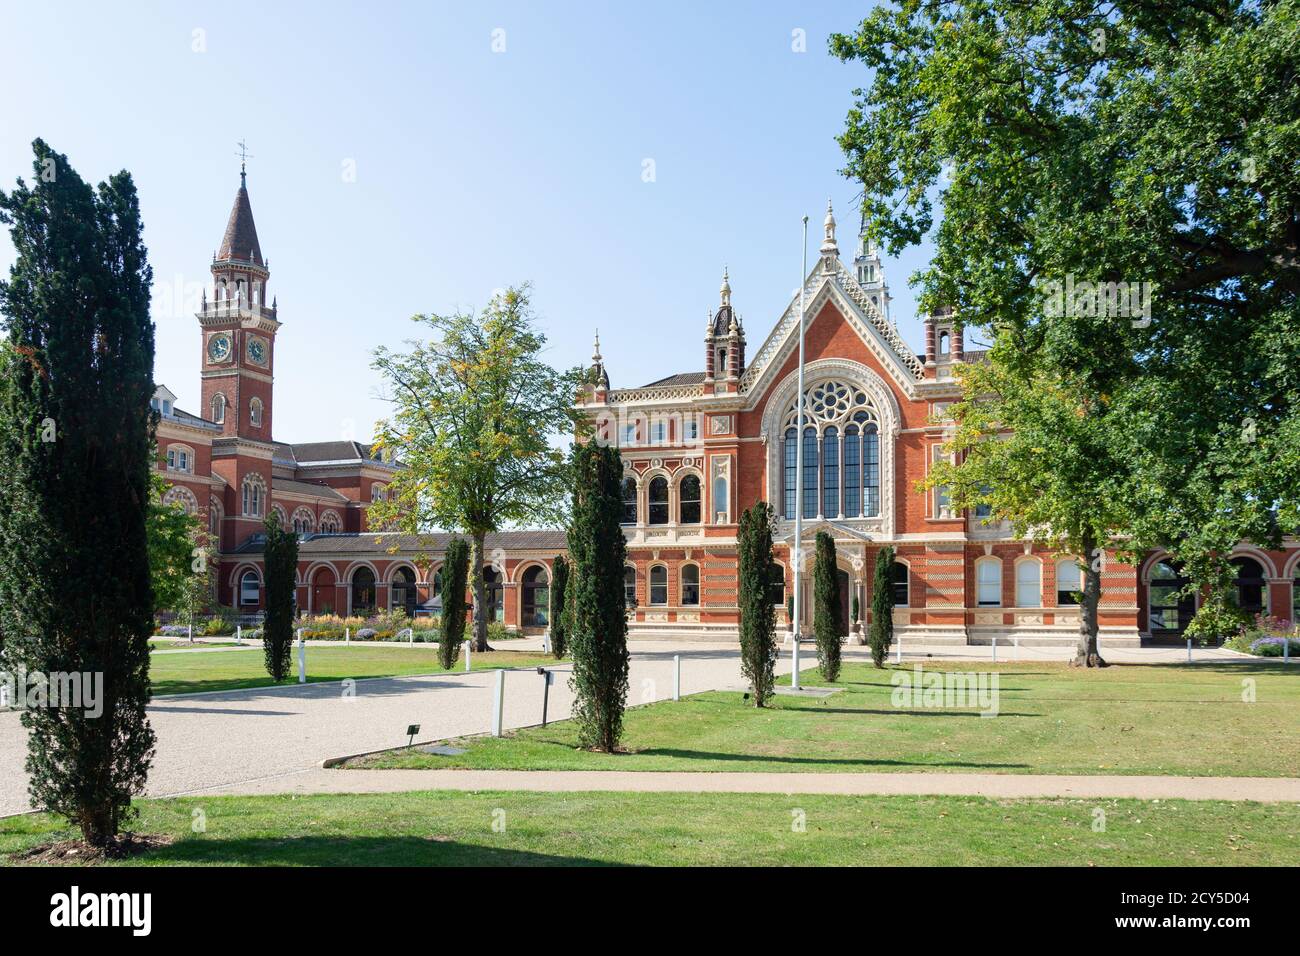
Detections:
[720, 266, 731, 307]
[820, 198, 838, 257]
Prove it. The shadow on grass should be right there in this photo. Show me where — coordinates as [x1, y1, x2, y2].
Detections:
[139, 835, 619, 867]
[633, 748, 1031, 770]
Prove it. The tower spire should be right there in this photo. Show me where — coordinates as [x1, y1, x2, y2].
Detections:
[820, 198, 838, 258]
[720, 266, 731, 307]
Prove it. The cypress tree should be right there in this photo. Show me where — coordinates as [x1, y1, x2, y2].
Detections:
[438, 537, 469, 669]
[737, 502, 778, 706]
[869, 546, 896, 668]
[0, 141, 157, 848]
[813, 531, 842, 681]
[567, 441, 629, 751]
[261, 516, 298, 682]
[549, 554, 570, 659]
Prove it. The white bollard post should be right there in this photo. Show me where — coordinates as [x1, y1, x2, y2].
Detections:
[1187, 638, 1193, 663]
[992, 635, 998, 663]
[1286, 638, 1291, 664]
[187, 623, 193, 642]
[464, 640, 472, 672]
[236, 624, 242, 643]
[673, 654, 681, 701]
[542, 628, 550, 655]
[297, 630, 306, 684]
[491, 668, 505, 737]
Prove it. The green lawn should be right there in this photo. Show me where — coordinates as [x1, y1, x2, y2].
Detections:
[149, 645, 555, 696]
[1, 791, 1292, 866]
[350, 660, 1300, 777]
[149, 639, 243, 651]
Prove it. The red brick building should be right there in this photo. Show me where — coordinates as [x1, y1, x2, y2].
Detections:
[158, 178, 1298, 641]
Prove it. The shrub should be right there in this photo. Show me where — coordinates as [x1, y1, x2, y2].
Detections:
[550, 555, 570, 659]
[355, 628, 378, 640]
[869, 546, 895, 668]
[738, 502, 778, 707]
[439, 537, 470, 668]
[813, 531, 842, 682]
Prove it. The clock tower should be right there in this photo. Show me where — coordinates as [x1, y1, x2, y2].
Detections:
[198, 166, 279, 441]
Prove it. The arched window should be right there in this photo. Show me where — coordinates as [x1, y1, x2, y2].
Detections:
[291, 508, 315, 534]
[211, 392, 226, 424]
[391, 566, 417, 616]
[782, 427, 797, 519]
[208, 496, 223, 535]
[270, 504, 288, 529]
[1057, 559, 1082, 606]
[648, 476, 669, 525]
[239, 570, 260, 606]
[862, 424, 880, 516]
[681, 564, 700, 606]
[522, 566, 550, 627]
[976, 558, 1001, 607]
[249, 397, 263, 428]
[621, 477, 638, 525]
[624, 566, 637, 607]
[166, 444, 195, 474]
[891, 561, 909, 607]
[802, 427, 818, 518]
[1150, 560, 1194, 638]
[649, 565, 668, 605]
[371, 484, 386, 502]
[712, 474, 728, 523]
[241, 474, 266, 517]
[319, 510, 341, 533]
[938, 331, 951, 356]
[843, 424, 861, 517]
[822, 426, 839, 517]
[1231, 556, 1267, 616]
[679, 475, 701, 524]
[351, 567, 377, 613]
[162, 485, 199, 515]
[1015, 559, 1042, 607]
[483, 567, 504, 622]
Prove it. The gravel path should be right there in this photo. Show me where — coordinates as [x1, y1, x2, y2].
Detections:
[195, 768, 1300, 803]
[0, 644, 767, 817]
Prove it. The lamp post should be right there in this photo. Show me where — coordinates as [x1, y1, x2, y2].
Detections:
[791, 214, 809, 691]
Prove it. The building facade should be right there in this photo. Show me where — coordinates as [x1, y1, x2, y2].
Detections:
[158, 178, 1299, 641]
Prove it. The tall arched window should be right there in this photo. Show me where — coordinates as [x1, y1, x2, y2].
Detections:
[1231, 556, 1267, 616]
[782, 427, 797, 519]
[391, 566, 417, 616]
[802, 427, 818, 518]
[1150, 560, 1194, 638]
[822, 426, 839, 517]
[624, 566, 637, 607]
[351, 567, 376, 613]
[712, 474, 728, 523]
[522, 566, 550, 627]
[1015, 559, 1042, 607]
[241, 475, 265, 517]
[780, 382, 881, 521]
[239, 570, 260, 606]
[649, 565, 668, 605]
[249, 397, 263, 428]
[648, 476, 669, 525]
[679, 475, 701, 524]
[681, 564, 700, 606]
[976, 558, 1001, 606]
[621, 477, 637, 525]
[211, 392, 226, 424]
[1056, 560, 1082, 606]
[483, 567, 504, 622]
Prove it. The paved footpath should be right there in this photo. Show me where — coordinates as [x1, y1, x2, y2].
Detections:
[198, 768, 1300, 803]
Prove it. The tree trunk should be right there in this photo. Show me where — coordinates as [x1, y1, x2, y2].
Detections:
[470, 531, 491, 652]
[1072, 539, 1108, 668]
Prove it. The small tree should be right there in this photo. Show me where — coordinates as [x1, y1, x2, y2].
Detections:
[177, 533, 216, 639]
[550, 554, 570, 659]
[813, 531, 842, 682]
[438, 537, 469, 669]
[261, 516, 298, 682]
[567, 441, 629, 752]
[148, 472, 202, 619]
[869, 546, 896, 668]
[737, 502, 778, 707]
[370, 286, 583, 652]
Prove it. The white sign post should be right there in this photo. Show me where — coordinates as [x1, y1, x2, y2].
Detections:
[673, 654, 681, 701]
[491, 669, 505, 737]
[297, 629, 306, 684]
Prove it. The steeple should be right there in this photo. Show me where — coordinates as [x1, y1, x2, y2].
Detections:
[587, 328, 610, 390]
[217, 174, 264, 266]
[210, 165, 271, 311]
[853, 207, 892, 325]
[705, 267, 744, 383]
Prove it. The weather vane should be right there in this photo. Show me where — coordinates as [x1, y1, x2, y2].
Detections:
[235, 139, 254, 183]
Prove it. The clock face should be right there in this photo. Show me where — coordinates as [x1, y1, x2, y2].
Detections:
[247, 337, 267, 366]
[207, 334, 231, 363]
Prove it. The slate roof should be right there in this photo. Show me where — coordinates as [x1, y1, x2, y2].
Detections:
[230, 529, 569, 555]
[165, 406, 221, 431]
[639, 371, 706, 388]
[290, 440, 386, 464]
[271, 477, 350, 501]
[217, 180, 263, 265]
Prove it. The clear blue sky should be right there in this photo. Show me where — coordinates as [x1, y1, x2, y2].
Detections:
[0, 0, 936, 443]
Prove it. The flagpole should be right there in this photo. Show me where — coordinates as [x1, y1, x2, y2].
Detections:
[791, 214, 809, 691]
